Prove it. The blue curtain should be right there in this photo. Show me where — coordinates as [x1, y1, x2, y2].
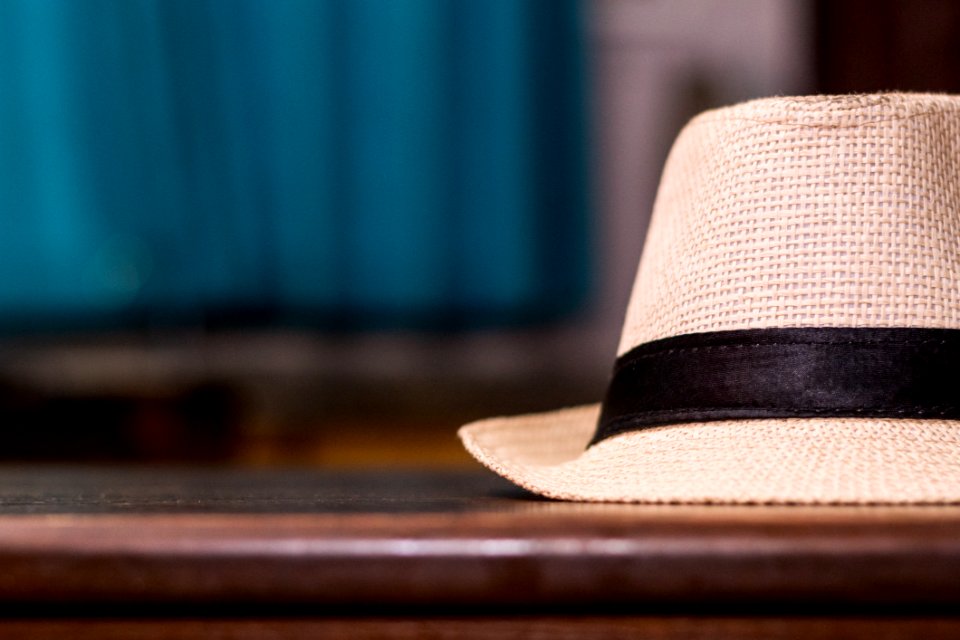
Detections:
[0, 0, 588, 331]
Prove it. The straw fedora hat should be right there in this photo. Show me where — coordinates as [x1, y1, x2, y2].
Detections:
[459, 93, 960, 504]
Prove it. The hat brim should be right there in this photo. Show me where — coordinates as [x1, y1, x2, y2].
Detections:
[458, 405, 960, 504]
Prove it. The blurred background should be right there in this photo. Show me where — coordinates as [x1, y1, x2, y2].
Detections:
[0, 0, 954, 467]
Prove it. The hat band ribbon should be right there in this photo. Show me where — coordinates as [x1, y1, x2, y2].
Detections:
[593, 327, 960, 446]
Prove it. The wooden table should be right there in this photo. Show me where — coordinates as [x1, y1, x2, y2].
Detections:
[0, 466, 958, 638]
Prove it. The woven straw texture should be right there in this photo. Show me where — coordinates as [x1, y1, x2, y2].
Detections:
[459, 93, 960, 504]
[621, 92, 960, 354]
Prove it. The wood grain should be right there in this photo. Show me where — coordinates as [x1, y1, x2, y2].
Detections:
[1, 617, 960, 640]
[0, 467, 957, 608]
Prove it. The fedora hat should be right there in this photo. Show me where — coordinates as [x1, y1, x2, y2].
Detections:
[459, 93, 960, 504]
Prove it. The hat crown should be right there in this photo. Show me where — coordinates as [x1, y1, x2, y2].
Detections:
[618, 93, 960, 355]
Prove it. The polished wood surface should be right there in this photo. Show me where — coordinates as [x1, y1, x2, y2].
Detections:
[3, 616, 960, 640]
[0, 466, 958, 611]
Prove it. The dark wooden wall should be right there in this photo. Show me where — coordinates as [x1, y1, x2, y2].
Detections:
[817, 0, 960, 93]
